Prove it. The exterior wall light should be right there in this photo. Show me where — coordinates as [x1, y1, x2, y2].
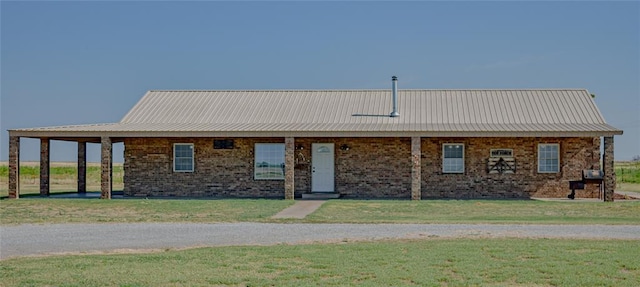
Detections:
[340, 144, 350, 151]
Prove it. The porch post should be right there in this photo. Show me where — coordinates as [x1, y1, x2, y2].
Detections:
[40, 138, 50, 197]
[411, 136, 422, 200]
[101, 136, 112, 199]
[77, 141, 87, 193]
[284, 137, 295, 200]
[603, 136, 615, 202]
[8, 136, 20, 199]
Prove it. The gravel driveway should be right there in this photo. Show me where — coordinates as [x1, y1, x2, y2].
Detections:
[2, 223, 639, 259]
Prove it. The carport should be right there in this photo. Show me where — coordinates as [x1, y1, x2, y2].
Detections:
[8, 133, 121, 199]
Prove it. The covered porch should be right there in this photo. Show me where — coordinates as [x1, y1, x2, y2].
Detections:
[7, 134, 122, 199]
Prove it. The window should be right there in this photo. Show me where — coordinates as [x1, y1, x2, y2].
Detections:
[443, 144, 464, 173]
[538, 144, 559, 173]
[173, 143, 194, 172]
[255, 143, 285, 180]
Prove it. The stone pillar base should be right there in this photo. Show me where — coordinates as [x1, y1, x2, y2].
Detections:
[8, 136, 20, 199]
[411, 137, 421, 200]
[78, 141, 87, 193]
[101, 137, 112, 199]
[284, 137, 295, 200]
[40, 138, 50, 197]
[603, 136, 615, 202]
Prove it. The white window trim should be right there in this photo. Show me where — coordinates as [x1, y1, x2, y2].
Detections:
[173, 143, 194, 172]
[254, 143, 285, 180]
[442, 143, 465, 174]
[537, 143, 560, 173]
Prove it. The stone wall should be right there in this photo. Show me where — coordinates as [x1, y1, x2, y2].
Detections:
[421, 137, 601, 199]
[123, 136, 600, 199]
[123, 138, 285, 198]
[293, 138, 412, 199]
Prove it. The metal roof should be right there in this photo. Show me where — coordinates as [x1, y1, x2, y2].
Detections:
[10, 89, 623, 138]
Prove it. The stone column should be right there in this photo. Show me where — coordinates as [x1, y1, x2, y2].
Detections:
[284, 137, 295, 200]
[40, 138, 50, 197]
[603, 136, 615, 202]
[77, 141, 87, 193]
[101, 136, 112, 199]
[411, 137, 422, 200]
[8, 136, 20, 199]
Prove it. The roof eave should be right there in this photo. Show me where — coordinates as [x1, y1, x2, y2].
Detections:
[8, 129, 623, 139]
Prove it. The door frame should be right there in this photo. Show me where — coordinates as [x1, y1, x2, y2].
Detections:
[311, 143, 335, 193]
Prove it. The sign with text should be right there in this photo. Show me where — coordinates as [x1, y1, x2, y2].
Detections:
[490, 149, 513, 158]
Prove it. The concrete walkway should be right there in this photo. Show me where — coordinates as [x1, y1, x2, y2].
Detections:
[616, 191, 640, 199]
[271, 200, 326, 219]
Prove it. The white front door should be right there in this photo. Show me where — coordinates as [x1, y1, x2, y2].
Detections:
[312, 143, 335, 193]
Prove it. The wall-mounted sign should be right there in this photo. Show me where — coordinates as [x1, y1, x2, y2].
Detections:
[488, 149, 515, 174]
[214, 139, 234, 149]
[490, 149, 513, 158]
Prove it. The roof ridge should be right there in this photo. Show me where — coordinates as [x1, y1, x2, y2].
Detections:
[147, 88, 589, 92]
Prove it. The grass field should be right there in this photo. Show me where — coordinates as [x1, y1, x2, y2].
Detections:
[1, 238, 638, 286]
[0, 162, 124, 197]
[306, 200, 640, 225]
[2, 199, 639, 225]
[616, 161, 640, 183]
[617, 161, 640, 192]
[0, 199, 293, 225]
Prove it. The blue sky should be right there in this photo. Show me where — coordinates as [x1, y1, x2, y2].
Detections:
[1, 1, 638, 162]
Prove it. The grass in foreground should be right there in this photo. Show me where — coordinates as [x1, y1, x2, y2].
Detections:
[0, 199, 293, 225]
[306, 200, 640, 225]
[1, 199, 639, 225]
[1, 238, 638, 286]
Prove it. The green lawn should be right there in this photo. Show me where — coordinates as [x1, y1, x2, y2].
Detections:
[2, 199, 639, 225]
[1, 238, 638, 286]
[307, 200, 640, 225]
[0, 199, 294, 225]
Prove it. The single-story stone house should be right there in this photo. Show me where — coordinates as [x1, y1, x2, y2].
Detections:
[7, 77, 623, 200]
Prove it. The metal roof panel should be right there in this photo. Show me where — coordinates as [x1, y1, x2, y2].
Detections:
[12, 89, 621, 137]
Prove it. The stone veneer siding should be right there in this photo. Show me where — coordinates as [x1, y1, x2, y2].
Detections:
[421, 137, 601, 199]
[123, 137, 600, 199]
[294, 137, 413, 199]
[123, 138, 286, 198]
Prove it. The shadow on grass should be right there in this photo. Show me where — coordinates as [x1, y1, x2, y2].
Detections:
[1, 191, 124, 200]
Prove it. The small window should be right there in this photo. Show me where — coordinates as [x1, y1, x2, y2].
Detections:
[255, 143, 285, 180]
[538, 144, 559, 173]
[174, 143, 194, 172]
[443, 143, 464, 173]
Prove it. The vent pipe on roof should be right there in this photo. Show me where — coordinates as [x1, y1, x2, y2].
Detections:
[390, 76, 399, 117]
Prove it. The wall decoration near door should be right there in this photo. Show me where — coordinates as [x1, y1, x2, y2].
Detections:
[487, 149, 516, 174]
